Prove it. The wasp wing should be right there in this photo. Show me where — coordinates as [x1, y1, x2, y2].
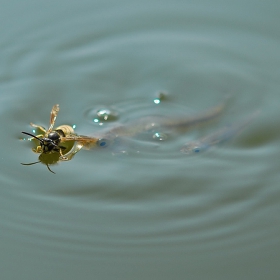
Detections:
[47, 104, 60, 134]
[61, 135, 99, 150]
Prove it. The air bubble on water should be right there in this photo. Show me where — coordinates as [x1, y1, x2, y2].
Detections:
[153, 91, 168, 104]
[152, 132, 168, 141]
[153, 98, 161, 104]
[85, 107, 119, 124]
[96, 108, 118, 121]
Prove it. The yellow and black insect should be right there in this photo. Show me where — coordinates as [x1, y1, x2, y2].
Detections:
[21, 104, 105, 173]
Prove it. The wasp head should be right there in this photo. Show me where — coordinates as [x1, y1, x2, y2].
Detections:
[22, 131, 64, 154]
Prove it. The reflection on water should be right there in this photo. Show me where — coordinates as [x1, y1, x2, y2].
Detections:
[181, 110, 260, 154]
[1, 0, 280, 279]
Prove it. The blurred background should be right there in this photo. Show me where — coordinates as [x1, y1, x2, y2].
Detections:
[0, 0, 280, 279]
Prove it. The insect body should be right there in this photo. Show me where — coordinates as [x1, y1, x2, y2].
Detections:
[22, 105, 105, 156]
[21, 104, 103, 173]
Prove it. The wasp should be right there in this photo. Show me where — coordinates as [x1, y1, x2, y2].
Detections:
[21, 104, 105, 173]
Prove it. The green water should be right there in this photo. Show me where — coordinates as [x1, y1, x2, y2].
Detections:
[1, 0, 280, 279]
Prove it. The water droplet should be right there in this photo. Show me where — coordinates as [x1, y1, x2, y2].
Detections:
[85, 107, 119, 124]
[152, 132, 168, 141]
[97, 109, 109, 120]
[96, 108, 118, 121]
[153, 91, 168, 104]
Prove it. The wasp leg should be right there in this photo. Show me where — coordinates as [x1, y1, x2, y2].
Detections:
[30, 123, 47, 133]
[59, 142, 83, 161]
[32, 146, 42, 153]
[46, 164, 56, 174]
[58, 146, 68, 160]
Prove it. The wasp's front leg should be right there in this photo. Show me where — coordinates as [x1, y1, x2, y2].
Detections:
[30, 123, 47, 134]
[32, 145, 42, 154]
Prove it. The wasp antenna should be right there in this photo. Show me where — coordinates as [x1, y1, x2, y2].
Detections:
[22, 131, 44, 144]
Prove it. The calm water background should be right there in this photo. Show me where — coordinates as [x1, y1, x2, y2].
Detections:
[1, 0, 280, 279]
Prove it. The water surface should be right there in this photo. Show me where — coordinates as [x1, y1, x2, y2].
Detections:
[1, 0, 280, 279]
